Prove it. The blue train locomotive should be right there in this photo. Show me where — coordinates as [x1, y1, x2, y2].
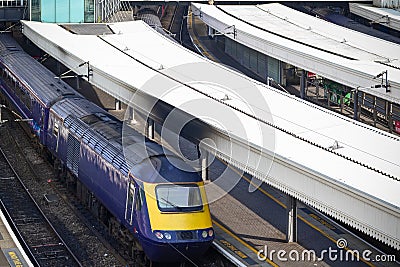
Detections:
[0, 34, 214, 262]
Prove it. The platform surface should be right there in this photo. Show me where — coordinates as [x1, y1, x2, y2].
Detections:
[0, 207, 32, 267]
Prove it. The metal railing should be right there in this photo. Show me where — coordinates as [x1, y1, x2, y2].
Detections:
[0, 0, 27, 7]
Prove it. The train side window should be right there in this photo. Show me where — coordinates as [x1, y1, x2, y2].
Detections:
[40, 109, 44, 124]
[135, 188, 144, 210]
[128, 182, 136, 208]
[126, 182, 136, 224]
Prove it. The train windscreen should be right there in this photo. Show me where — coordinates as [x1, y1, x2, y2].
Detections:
[155, 184, 203, 212]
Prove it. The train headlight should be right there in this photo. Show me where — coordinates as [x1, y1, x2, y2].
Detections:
[208, 229, 214, 237]
[164, 232, 172, 240]
[202, 230, 208, 238]
[154, 232, 163, 239]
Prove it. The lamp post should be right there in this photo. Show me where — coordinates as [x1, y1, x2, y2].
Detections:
[353, 73, 392, 123]
[78, 61, 93, 81]
[373, 70, 390, 93]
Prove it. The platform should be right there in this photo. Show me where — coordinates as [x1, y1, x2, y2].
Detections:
[187, 6, 400, 133]
[349, 3, 400, 32]
[192, 3, 400, 104]
[307, 7, 400, 44]
[206, 158, 399, 267]
[0, 204, 33, 267]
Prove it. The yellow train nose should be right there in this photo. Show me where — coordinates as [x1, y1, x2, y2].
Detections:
[144, 182, 213, 231]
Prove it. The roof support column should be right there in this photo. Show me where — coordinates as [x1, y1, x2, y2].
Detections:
[56, 61, 61, 76]
[373, 96, 377, 127]
[115, 99, 121, 111]
[201, 150, 209, 181]
[147, 118, 154, 140]
[76, 75, 80, 90]
[300, 70, 306, 99]
[207, 25, 216, 39]
[128, 106, 136, 125]
[197, 146, 209, 181]
[388, 102, 393, 133]
[340, 94, 344, 113]
[353, 88, 359, 121]
[286, 196, 297, 243]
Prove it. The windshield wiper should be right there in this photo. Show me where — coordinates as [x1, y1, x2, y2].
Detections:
[161, 197, 182, 210]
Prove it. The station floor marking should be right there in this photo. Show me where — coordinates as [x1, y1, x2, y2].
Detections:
[213, 219, 279, 267]
[226, 165, 375, 267]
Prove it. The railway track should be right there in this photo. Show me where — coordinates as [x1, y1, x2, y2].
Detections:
[160, 4, 198, 52]
[167, 4, 180, 34]
[0, 138, 81, 266]
[0, 109, 125, 266]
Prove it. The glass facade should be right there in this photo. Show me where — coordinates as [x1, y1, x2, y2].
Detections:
[30, 0, 40, 21]
[40, 0, 84, 23]
[29, 0, 117, 23]
[84, 0, 94, 23]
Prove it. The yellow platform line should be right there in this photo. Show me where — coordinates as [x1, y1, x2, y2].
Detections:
[213, 219, 279, 267]
[188, 12, 219, 62]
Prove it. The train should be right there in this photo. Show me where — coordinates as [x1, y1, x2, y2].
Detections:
[136, 6, 165, 33]
[0, 33, 214, 262]
[136, 5, 178, 42]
